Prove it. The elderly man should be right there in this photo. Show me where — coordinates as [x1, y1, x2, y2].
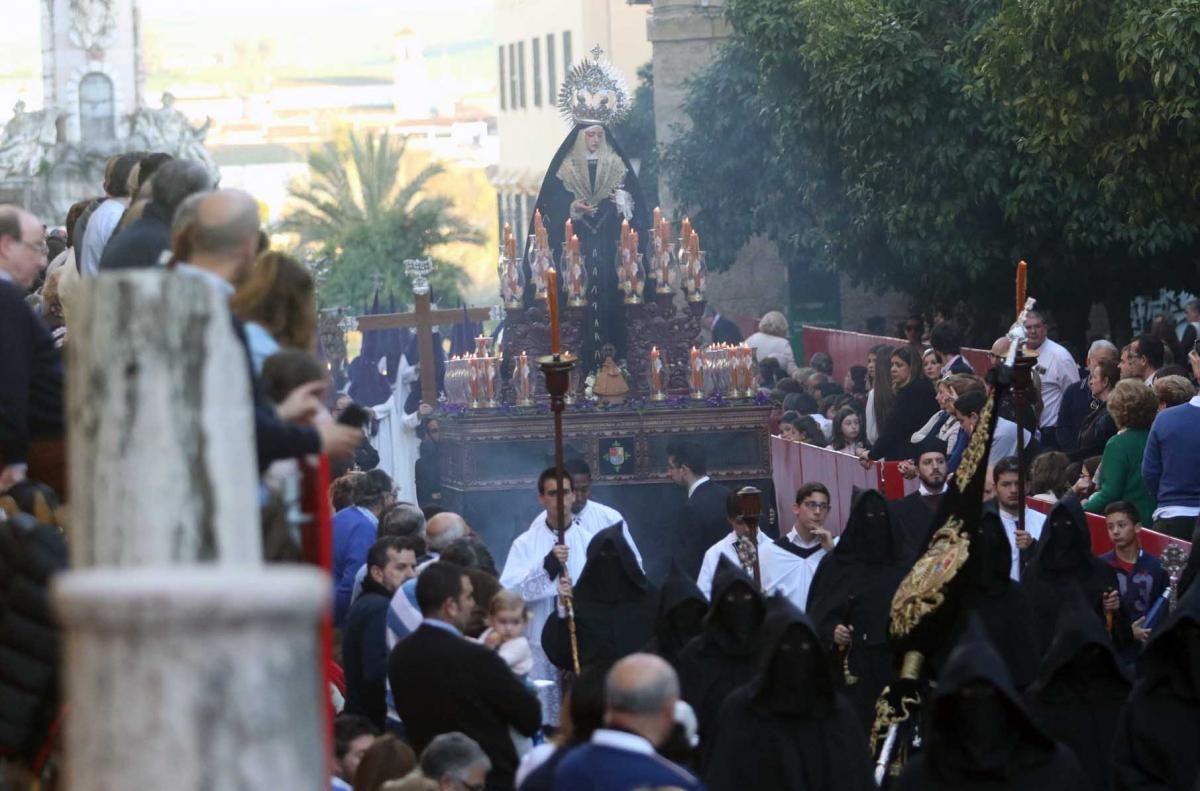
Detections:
[1023, 309, 1079, 450]
[0, 205, 62, 491]
[1057, 339, 1118, 454]
[553, 654, 702, 790]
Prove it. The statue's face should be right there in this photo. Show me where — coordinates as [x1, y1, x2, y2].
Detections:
[583, 126, 604, 153]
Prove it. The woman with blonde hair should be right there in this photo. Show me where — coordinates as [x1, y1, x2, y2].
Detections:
[745, 310, 797, 375]
[1082, 379, 1158, 521]
[230, 250, 317, 374]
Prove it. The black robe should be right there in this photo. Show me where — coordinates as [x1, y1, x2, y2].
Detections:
[894, 621, 1089, 791]
[528, 124, 651, 370]
[805, 489, 907, 727]
[1022, 499, 1125, 657]
[1024, 586, 1132, 791]
[963, 512, 1041, 691]
[705, 596, 875, 791]
[675, 556, 767, 766]
[542, 522, 658, 671]
[644, 560, 708, 668]
[1112, 583, 1200, 791]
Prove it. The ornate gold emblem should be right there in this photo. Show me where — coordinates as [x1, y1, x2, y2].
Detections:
[954, 393, 995, 490]
[890, 519, 971, 640]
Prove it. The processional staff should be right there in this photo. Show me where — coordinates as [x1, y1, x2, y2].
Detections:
[540, 268, 581, 673]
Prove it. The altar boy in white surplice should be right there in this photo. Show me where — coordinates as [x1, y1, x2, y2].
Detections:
[369, 353, 429, 505]
[500, 467, 643, 727]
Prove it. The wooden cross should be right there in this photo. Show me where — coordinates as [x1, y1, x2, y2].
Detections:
[354, 258, 492, 406]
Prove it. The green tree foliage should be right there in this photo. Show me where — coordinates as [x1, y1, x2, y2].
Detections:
[611, 63, 660, 210]
[666, 0, 1200, 343]
[282, 130, 479, 311]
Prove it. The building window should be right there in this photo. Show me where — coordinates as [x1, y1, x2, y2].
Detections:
[532, 38, 542, 107]
[79, 72, 115, 140]
[498, 46, 506, 111]
[518, 41, 527, 108]
[547, 34, 557, 103]
[563, 30, 573, 72]
[508, 44, 518, 113]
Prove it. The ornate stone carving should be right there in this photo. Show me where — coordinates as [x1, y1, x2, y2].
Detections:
[126, 92, 219, 178]
[0, 101, 60, 181]
[68, 0, 116, 55]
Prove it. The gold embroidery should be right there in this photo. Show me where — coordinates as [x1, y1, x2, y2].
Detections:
[890, 519, 971, 640]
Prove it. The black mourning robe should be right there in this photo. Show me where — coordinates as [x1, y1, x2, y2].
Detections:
[528, 124, 651, 370]
[964, 512, 1041, 691]
[706, 596, 875, 791]
[644, 560, 708, 668]
[675, 557, 767, 765]
[1112, 583, 1200, 791]
[542, 523, 658, 671]
[805, 489, 906, 727]
[894, 621, 1089, 791]
[1022, 499, 1125, 657]
[1024, 587, 1132, 791]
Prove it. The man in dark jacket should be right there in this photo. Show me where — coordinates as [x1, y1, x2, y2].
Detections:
[666, 439, 732, 579]
[703, 304, 743, 345]
[388, 562, 540, 791]
[99, 159, 212, 271]
[343, 535, 420, 728]
[0, 206, 62, 489]
[894, 620, 1088, 790]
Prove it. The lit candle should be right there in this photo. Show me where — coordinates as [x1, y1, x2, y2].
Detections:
[652, 206, 662, 229]
[690, 346, 702, 391]
[1016, 260, 1027, 318]
[650, 346, 661, 392]
[547, 267, 560, 355]
[565, 218, 574, 245]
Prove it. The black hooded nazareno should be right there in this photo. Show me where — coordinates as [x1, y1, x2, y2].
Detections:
[675, 556, 767, 765]
[1021, 499, 1124, 656]
[542, 522, 658, 670]
[1024, 585, 1132, 791]
[894, 618, 1089, 790]
[644, 560, 708, 667]
[1112, 582, 1200, 790]
[806, 488, 907, 727]
[705, 595, 875, 791]
[964, 511, 1040, 690]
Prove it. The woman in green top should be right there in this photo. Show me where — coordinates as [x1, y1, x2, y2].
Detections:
[1082, 379, 1158, 521]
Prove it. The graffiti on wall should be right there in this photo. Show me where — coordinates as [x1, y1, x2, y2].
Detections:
[1131, 289, 1198, 338]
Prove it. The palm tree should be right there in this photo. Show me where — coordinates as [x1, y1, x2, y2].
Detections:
[281, 129, 480, 309]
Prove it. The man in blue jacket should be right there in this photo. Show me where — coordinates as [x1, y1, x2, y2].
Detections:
[554, 653, 703, 791]
[332, 469, 395, 625]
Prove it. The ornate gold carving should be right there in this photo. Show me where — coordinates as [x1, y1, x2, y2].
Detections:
[870, 684, 922, 754]
[890, 519, 971, 640]
[954, 393, 995, 491]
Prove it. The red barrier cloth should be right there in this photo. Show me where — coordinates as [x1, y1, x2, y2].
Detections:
[300, 455, 335, 781]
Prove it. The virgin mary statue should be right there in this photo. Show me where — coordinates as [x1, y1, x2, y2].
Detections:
[528, 48, 652, 372]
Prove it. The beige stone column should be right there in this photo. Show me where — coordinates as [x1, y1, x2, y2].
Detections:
[66, 270, 261, 566]
[53, 566, 328, 791]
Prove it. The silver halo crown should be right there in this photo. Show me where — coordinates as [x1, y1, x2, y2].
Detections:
[557, 45, 631, 128]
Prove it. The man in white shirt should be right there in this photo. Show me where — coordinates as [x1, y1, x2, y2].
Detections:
[565, 458, 643, 567]
[989, 456, 1045, 580]
[770, 482, 836, 611]
[1023, 309, 1080, 450]
[499, 467, 643, 726]
[78, 152, 142, 277]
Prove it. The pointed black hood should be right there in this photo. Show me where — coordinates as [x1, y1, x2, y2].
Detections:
[1033, 499, 1092, 573]
[925, 616, 1057, 782]
[650, 560, 708, 662]
[833, 488, 898, 566]
[1030, 584, 1132, 695]
[749, 594, 834, 717]
[703, 555, 767, 656]
[576, 522, 647, 603]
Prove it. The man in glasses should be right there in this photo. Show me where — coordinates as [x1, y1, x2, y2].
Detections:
[770, 481, 837, 611]
[0, 204, 62, 493]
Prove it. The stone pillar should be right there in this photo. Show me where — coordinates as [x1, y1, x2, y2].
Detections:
[647, 0, 732, 216]
[67, 270, 262, 566]
[53, 566, 328, 791]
